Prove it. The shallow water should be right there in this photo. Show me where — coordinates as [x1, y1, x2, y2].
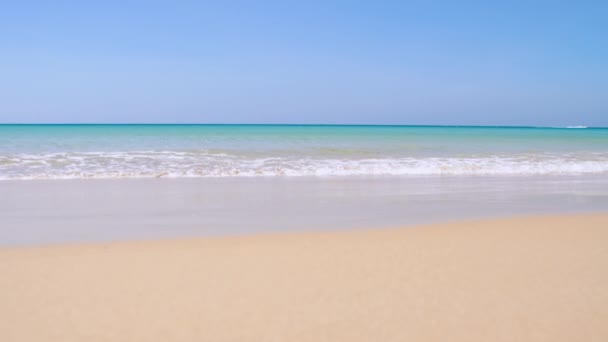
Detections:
[1, 124, 607, 179]
[2, 175, 608, 246]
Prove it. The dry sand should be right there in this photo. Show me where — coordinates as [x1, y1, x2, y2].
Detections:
[1, 214, 607, 341]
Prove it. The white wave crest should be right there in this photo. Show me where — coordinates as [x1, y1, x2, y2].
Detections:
[1, 151, 608, 180]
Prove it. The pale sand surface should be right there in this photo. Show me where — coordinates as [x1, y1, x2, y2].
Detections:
[1, 214, 607, 341]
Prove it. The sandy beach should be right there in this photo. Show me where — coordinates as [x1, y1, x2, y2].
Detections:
[3, 1, 607, 340]
[1, 213, 607, 341]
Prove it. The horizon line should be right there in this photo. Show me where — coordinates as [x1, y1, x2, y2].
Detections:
[0, 123, 603, 129]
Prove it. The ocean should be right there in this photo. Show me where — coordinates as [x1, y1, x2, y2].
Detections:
[1, 124, 607, 180]
[2, 124, 608, 245]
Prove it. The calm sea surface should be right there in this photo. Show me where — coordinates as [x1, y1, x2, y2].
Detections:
[1, 124, 607, 180]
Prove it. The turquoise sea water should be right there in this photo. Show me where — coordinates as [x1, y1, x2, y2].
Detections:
[1, 124, 607, 179]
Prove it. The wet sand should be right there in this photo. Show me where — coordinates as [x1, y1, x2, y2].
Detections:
[1, 214, 607, 341]
[3, 176, 608, 246]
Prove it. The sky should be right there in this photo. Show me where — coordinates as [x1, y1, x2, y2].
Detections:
[1, 1, 607, 126]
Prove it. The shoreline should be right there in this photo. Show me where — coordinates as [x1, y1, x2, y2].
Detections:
[3, 175, 608, 246]
[2, 213, 607, 341]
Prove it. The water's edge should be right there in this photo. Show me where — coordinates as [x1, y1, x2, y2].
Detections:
[2, 176, 607, 246]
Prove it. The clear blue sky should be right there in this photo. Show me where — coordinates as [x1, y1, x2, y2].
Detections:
[1, 1, 606, 126]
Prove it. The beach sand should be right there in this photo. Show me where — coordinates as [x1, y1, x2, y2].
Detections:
[1, 214, 607, 341]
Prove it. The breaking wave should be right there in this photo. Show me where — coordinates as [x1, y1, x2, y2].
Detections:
[1, 151, 608, 180]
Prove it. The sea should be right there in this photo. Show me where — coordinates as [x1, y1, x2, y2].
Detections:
[1, 124, 607, 180]
[1, 124, 608, 245]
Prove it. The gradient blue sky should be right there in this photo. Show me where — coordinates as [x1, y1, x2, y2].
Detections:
[1, 1, 607, 125]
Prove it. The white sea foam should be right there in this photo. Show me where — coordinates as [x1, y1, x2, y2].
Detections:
[1, 151, 608, 180]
